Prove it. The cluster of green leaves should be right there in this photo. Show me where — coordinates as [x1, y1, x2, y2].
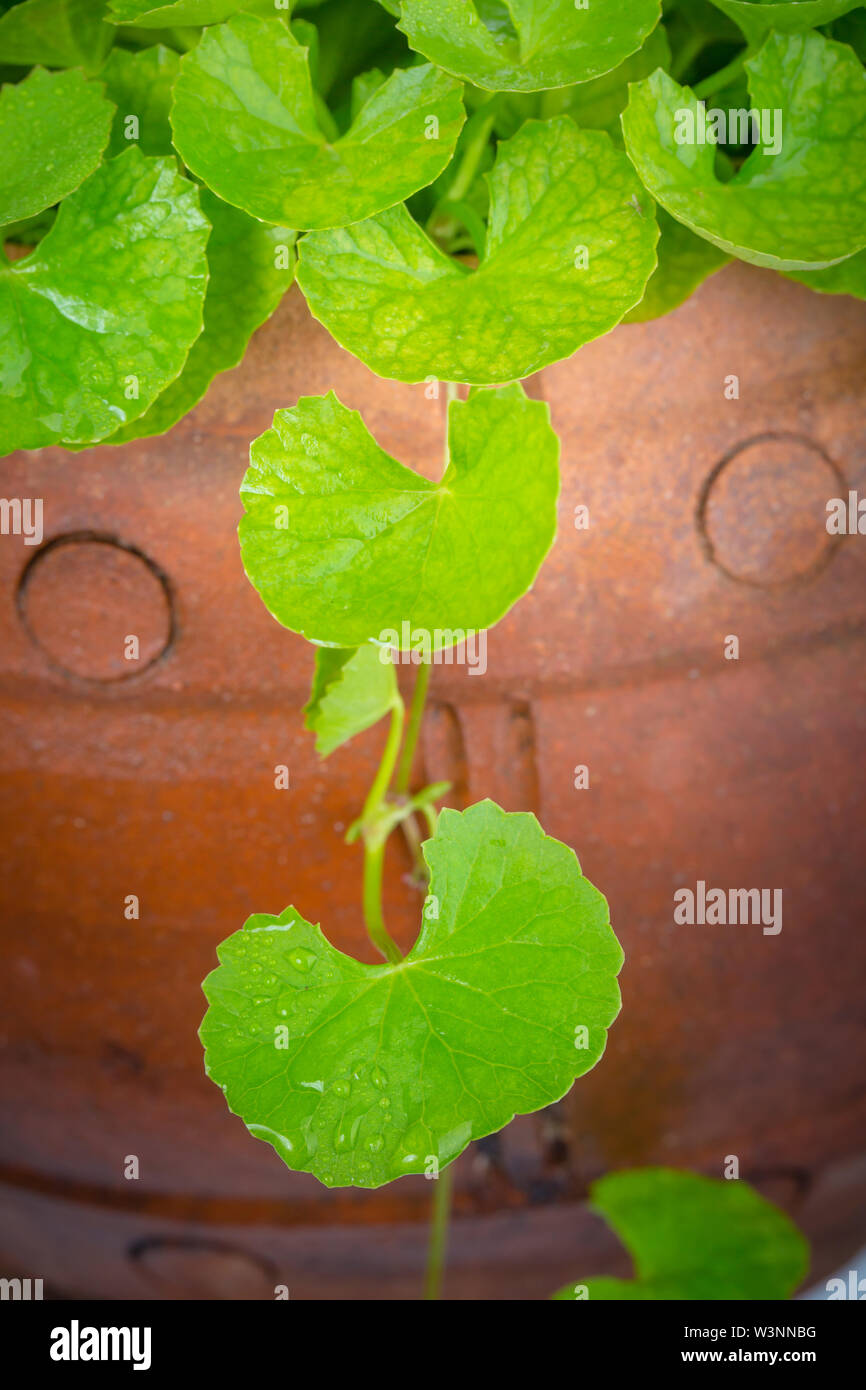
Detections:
[4, 0, 865, 454]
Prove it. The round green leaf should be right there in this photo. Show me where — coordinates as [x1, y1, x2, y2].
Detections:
[0, 148, 209, 453]
[397, 0, 662, 94]
[622, 31, 866, 271]
[170, 13, 466, 229]
[239, 383, 559, 649]
[298, 117, 659, 384]
[0, 67, 114, 228]
[201, 799, 623, 1189]
[707, 0, 863, 46]
[104, 192, 295, 444]
[552, 1168, 809, 1300]
[100, 44, 180, 159]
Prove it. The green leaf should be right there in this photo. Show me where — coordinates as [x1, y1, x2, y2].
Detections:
[552, 1168, 809, 1300]
[170, 14, 465, 229]
[239, 383, 559, 649]
[107, 0, 277, 24]
[623, 208, 729, 322]
[622, 31, 866, 271]
[103, 192, 294, 444]
[0, 0, 113, 71]
[0, 67, 114, 227]
[298, 117, 659, 384]
[99, 43, 179, 158]
[201, 799, 623, 1188]
[0, 148, 209, 453]
[304, 644, 399, 757]
[491, 24, 672, 142]
[785, 246, 866, 298]
[397, 0, 662, 93]
[707, 0, 862, 46]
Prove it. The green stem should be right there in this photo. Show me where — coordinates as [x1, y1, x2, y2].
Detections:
[442, 98, 498, 205]
[693, 50, 749, 101]
[395, 660, 432, 795]
[362, 838, 402, 965]
[424, 1160, 454, 1300]
[669, 33, 707, 83]
[359, 699, 404, 828]
[358, 701, 405, 964]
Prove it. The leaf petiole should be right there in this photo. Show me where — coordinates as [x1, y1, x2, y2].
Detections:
[424, 1159, 454, 1300]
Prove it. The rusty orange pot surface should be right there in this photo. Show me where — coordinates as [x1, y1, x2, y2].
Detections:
[1, 265, 865, 1299]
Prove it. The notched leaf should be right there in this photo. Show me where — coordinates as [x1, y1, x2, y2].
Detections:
[170, 13, 466, 229]
[398, 0, 661, 94]
[238, 383, 559, 648]
[298, 116, 660, 384]
[201, 800, 623, 1188]
[622, 30, 866, 271]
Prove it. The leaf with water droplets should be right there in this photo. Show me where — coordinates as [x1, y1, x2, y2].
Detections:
[304, 644, 400, 757]
[201, 799, 623, 1188]
[297, 116, 659, 384]
[621, 31, 866, 271]
[0, 147, 209, 453]
[169, 13, 466, 230]
[239, 382, 558, 648]
[552, 1168, 809, 1300]
[397, 0, 661, 94]
[0, 66, 114, 230]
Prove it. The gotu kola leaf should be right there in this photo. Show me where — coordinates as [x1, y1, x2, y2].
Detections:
[239, 383, 559, 649]
[297, 116, 659, 385]
[103, 191, 295, 444]
[201, 799, 623, 1188]
[397, 0, 662, 94]
[621, 31, 866, 272]
[73, 49, 293, 446]
[0, 66, 114, 228]
[170, 13, 466, 230]
[0, 147, 209, 453]
[552, 1168, 809, 1300]
[304, 644, 399, 757]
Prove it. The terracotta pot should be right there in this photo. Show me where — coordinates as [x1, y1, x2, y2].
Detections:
[1, 264, 865, 1300]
